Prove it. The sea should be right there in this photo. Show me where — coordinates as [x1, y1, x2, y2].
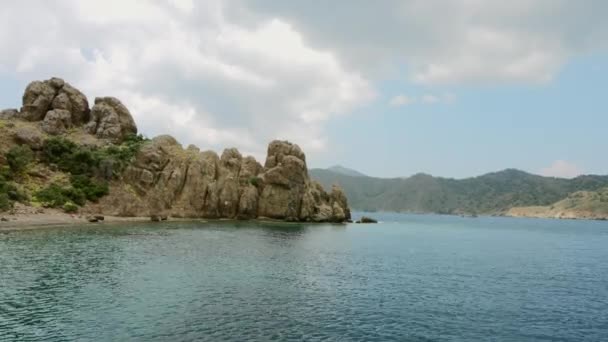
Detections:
[1, 212, 607, 341]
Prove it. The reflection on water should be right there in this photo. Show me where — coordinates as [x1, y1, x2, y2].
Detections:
[1, 215, 607, 341]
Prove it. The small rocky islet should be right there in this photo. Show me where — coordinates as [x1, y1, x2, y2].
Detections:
[0, 77, 351, 223]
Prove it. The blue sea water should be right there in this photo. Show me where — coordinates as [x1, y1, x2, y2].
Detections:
[1, 213, 607, 341]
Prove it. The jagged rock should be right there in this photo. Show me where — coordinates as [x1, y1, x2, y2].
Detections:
[258, 141, 308, 220]
[55, 83, 90, 125]
[86, 97, 137, 142]
[313, 204, 334, 222]
[0, 109, 18, 120]
[40, 109, 72, 135]
[90, 137, 351, 223]
[237, 185, 258, 219]
[20, 80, 57, 121]
[330, 185, 351, 221]
[13, 126, 45, 150]
[19, 78, 90, 124]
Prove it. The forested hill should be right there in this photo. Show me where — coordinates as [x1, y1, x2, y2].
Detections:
[309, 168, 608, 215]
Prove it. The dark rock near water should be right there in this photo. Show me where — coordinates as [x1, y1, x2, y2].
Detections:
[356, 216, 378, 224]
[86, 216, 100, 223]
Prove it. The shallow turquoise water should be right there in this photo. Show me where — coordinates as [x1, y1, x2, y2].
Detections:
[1, 213, 608, 341]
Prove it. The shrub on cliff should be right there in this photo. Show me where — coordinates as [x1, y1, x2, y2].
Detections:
[0, 174, 25, 210]
[62, 201, 78, 213]
[6, 145, 33, 175]
[35, 184, 86, 208]
[42, 134, 148, 178]
[70, 175, 109, 202]
[0, 193, 10, 211]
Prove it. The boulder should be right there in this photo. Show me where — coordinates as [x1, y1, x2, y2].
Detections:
[86, 97, 137, 142]
[40, 109, 72, 135]
[13, 126, 45, 149]
[20, 80, 57, 121]
[55, 83, 90, 125]
[19, 78, 90, 125]
[0, 109, 18, 120]
[86, 216, 100, 223]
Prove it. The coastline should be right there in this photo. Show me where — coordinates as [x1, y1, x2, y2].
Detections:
[0, 210, 348, 232]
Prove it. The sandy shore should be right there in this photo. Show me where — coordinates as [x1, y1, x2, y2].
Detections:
[0, 206, 344, 231]
[0, 211, 156, 231]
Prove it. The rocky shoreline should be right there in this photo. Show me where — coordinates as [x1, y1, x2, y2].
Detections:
[0, 78, 351, 223]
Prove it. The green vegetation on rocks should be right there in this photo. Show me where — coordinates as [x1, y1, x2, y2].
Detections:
[7, 145, 33, 175]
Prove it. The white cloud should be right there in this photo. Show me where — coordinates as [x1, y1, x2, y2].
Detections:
[0, 0, 374, 159]
[235, 0, 608, 85]
[1, 0, 606, 164]
[389, 95, 414, 107]
[539, 160, 584, 178]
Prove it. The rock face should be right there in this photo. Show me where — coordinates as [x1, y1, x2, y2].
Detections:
[93, 139, 351, 222]
[14, 77, 137, 142]
[3, 77, 351, 223]
[0, 109, 18, 120]
[85, 97, 137, 142]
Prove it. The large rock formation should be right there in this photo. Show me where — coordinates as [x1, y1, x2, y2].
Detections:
[85, 97, 137, 142]
[96, 137, 350, 222]
[12, 77, 137, 142]
[2, 77, 351, 222]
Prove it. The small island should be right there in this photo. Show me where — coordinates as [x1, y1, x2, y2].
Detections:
[0, 78, 351, 225]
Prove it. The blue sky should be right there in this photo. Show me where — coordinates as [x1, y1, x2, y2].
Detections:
[323, 55, 608, 178]
[1, 1, 607, 179]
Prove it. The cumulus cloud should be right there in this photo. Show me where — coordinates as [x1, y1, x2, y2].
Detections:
[234, 0, 608, 84]
[0, 0, 374, 159]
[539, 160, 584, 178]
[1, 0, 606, 162]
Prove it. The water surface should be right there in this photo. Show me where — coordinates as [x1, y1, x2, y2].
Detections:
[1, 214, 607, 341]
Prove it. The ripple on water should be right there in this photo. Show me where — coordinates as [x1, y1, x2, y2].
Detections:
[1, 217, 608, 341]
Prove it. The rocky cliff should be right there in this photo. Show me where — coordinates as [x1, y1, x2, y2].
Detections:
[0, 78, 350, 223]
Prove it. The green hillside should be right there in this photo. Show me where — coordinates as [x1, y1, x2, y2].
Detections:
[310, 168, 608, 215]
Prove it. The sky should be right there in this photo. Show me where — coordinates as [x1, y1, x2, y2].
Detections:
[0, 0, 607, 179]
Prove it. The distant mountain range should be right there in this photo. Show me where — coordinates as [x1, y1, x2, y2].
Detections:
[309, 167, 608, 217]
[326, 165, 368, 177]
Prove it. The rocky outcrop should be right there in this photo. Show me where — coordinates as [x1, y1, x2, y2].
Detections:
[0, 109, 18, 120]
[2, 77, 351, 223]
[13, 126, 45, 150]
[11, 77, 137, 143]
[20, 77, 90, 125]
[92, 139, 350, 222]
[85, 97, 137, 142]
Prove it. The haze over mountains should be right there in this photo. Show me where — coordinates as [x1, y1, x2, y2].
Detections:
[310, 167, 608, 217]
